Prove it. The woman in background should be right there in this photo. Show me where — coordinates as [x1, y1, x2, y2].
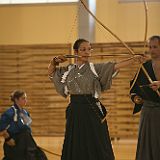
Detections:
[0, 89, 47, 160]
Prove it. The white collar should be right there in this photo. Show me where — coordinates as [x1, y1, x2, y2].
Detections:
[75, 63, 85, 69]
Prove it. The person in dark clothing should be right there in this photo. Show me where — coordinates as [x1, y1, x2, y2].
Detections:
[130, 35, 160, 160]
[48, 38, 146, 160]
[0, 90, 48, 160]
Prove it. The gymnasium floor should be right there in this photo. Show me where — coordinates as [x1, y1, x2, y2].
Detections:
[0, 137, 137, 160]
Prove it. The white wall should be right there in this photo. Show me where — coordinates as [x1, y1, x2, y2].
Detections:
[95, 0, 160, 42]
[0, 1, 159, 44]
[0, 4, 78, 44]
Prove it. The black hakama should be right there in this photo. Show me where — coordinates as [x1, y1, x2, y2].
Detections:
[61, 95, 114, 160]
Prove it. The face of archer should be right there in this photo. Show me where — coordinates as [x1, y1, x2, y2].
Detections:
[149, 38, 160, 60]
[74, 41, 93, 63]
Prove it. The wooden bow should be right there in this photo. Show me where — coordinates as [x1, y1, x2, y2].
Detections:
[79, 0, 135, 56]
[80, 0, 160, 96]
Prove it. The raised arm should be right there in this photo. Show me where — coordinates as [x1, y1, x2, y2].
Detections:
[114, 55, 147, 71]
[48, 55, 67, 78]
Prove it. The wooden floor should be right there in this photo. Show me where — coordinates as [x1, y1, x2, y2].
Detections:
[0, 137, 137, 160]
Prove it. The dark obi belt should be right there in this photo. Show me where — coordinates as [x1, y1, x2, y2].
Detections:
[70, 94, 98, 103]
[70, 94, 107, 123]
[143, 100, 160, 108]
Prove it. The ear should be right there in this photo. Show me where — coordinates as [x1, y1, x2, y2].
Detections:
[74, 50, 78, 55]
[14, 98, 19, 104]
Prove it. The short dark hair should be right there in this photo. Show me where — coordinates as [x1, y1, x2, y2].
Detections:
[149, 35, 160, 43]
[10, 90, 25, 102]
[73, 39, 89, 50]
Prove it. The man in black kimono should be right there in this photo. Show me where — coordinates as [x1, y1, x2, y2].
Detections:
[130, 35, 160, 160]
